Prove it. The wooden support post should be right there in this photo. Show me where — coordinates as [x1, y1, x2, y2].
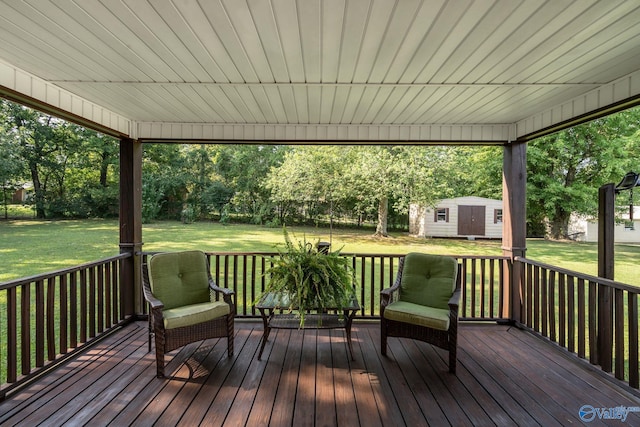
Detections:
[119, 137, 143, 319]
[597, 183, 615, 371]
[502, 141, 527, 323]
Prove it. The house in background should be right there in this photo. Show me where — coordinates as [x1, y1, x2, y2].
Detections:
[11, 183, 33, 204]
[570, 207, 640, 243]
[409, 196, 503, 239]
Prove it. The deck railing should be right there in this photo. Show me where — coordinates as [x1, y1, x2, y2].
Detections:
[6, 250, 638, 398]
[0, 253, 131, 399]
[515, 257, 640, 389]
[200, 252, 509, 320]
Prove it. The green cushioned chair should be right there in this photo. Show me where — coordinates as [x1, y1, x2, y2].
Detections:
[142, 250, 235, 378]
[380, 253, 461, 373]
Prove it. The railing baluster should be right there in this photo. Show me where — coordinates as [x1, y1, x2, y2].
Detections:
[89, 266, 96, 339]
[70, 271, 78, 349]
[589, 281, 597, 365]
[250, 255, 257, 316]
[629, 292, 639, 388]
[614, 288, 625, 380]
[60, 274, 68, 354]
[470, 259, 477, 318]
[566, 275, 574, 353]
[80, 268, 88, 344]
[7, 287, 17, 383]
[541, 268, 549, 338]
[369, 256, 375, 316]
[35, 279, 45, 367]
[577, 278, 586, 359]
[97, 265, 104, 333]
[20, 284, 31, 375]
[112, 260, 120, 324]
[46, 277, 56, 361]
[489, 259, 495, 318]
[461, 259, 468, 317]
[558, 273, 565, 348]
[105, 263, 112, 328]
[480, 258, 486, 318]
[525, 263, 533, 328]
[548, 270, 556, 342]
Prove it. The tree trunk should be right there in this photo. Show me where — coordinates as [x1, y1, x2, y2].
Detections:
[2, 185, 7, 220]
[100, 150, 109, 187]
[374, 196, 388, 237]
[548, 206, 570, 239]
[30, 163, 46, 219]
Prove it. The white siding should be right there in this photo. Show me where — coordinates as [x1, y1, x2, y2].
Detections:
[410, 196, 503, 239]
[585, 220, 640, 243]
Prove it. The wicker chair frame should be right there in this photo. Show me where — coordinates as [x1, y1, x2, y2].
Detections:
[142, 255, 235, 378]
[380, 256, 462, 374]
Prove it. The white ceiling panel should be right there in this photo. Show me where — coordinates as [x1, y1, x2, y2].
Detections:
[0, 0, 638, 142]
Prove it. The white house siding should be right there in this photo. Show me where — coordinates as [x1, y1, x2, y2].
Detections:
[585, 221, 640, 243]
[409, 196, 503, 239]
[572, 207, 640, 243]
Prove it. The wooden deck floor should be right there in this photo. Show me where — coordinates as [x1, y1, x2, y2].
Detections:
[1, 321, 639, 426]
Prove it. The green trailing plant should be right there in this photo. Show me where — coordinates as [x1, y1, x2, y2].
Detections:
[260, 228, 355, 326]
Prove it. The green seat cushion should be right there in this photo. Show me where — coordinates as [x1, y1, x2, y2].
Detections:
[163, 301, 230, 329]
[149, 251, 211, 310]
[384, 301, 450, 330]
[400, 253, 457, 310]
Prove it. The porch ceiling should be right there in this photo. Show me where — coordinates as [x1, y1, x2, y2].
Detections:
[0, 0, 640, 143]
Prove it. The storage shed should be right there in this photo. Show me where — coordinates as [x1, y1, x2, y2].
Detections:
[410, 196, 503, 239]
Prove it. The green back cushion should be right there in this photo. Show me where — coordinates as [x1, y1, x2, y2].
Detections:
[399, 253, 457, 309]
[149, 251, 210, 310]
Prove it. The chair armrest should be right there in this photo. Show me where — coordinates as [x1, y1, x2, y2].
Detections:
[448, 288, 462, 312]
[209, 280, 236, 309]
[141, 260, 164, 311]
[381, 257, 404, 310]
[380, 283, 400, 306]
[142, 283, 164, 310]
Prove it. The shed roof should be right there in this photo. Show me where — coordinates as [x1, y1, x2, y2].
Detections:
[0, 0, 639, 143]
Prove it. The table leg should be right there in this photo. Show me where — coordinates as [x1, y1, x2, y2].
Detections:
[258, 308, 271, 360]
[345, 310, 355, 361]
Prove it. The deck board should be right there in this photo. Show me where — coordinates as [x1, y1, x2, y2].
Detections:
[1, 321, 639, 426]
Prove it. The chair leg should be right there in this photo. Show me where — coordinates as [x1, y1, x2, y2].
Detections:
[448, 326, 457, 374]
[147, 311, 153, 353]
[156, 351, 165, 378]
[227, 315, 234, 357]
[380, 319, 388, 355]
[155, 326, 166, 378]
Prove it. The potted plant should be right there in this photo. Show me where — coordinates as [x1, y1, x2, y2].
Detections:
[259, 228, 355, 326]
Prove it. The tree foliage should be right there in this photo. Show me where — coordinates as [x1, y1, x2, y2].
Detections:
[2, 98, 640, 239]
[528, 109, 640, 238]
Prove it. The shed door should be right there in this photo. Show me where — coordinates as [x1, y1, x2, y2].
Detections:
[458, 205, 486, 236]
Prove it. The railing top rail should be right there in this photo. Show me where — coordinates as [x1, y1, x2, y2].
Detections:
[0, 252, 131, 290]
[141, 250, 509, 261]
[515, 256, 640, 293]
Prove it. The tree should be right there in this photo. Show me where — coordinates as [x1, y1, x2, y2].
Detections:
[264, 146, 346, 225]
[527, 108, 640, 239]
[216, 145, 288, 224]
[142, 144, 190, 221]
[1, 101, 67, 218]
[265, 145, 459, 236]
[343, 146, 462, 236]
[0, 111, 25, 219]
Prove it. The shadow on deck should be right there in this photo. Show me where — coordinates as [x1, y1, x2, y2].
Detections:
[1, 321, 639, 426]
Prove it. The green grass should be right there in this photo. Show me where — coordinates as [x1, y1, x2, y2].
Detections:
[1, 219, 640, 286]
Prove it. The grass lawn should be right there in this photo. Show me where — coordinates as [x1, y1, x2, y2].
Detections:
[1, 219, 639, 286]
